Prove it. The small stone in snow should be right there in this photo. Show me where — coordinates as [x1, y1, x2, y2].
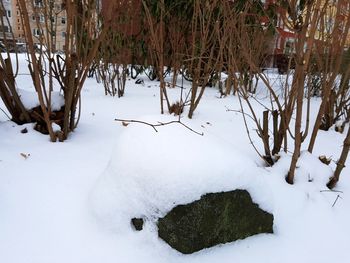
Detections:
[21, 128, 28, 134]
[131, 218, 144, 231]
[20, 153, 30, 159]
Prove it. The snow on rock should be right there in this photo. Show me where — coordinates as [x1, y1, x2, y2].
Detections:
[88, 111, 350, 262]
[90, 115, 274, 233]
[18, 88, 64, 111]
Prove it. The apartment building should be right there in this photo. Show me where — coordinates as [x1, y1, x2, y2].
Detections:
[268, 0, 350, 55]
[24, 0, 102, 52]
[22, 0, 67, 51]
[0, 0, 14, 43]
[1, 0, 67, 51]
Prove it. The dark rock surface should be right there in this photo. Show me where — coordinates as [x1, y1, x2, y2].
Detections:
[157, 190, 273, 254]
[131, 218, 144, 231]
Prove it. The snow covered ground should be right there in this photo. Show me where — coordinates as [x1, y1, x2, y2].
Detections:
[0, 54, 349, 263]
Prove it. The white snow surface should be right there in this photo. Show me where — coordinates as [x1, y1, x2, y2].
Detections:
[0, 54, 350, 263]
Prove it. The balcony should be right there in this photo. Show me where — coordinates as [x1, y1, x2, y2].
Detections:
[0, 31, 15, 42]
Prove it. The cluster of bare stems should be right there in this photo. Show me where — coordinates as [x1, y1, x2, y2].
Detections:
[140, 0, 350, 189]
[0, 0, 115, 141]
[96, 1, 141, 98]
[98, 1, 265, 118]
[140, 0, 226, 117]
[231, 0, 350, 188]
[97, 28, 128, 98]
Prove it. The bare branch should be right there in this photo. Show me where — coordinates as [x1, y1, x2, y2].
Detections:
[115, 118, 204, 136]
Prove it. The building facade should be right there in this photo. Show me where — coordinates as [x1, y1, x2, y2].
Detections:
[12, 0, 25, 43]
[23, 0, 67, 51]
[1, 0, 67, 51]
[267, 0, 350, 55]
[0, 0, 14, 43]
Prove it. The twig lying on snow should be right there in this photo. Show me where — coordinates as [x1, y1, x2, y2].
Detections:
[320, 190, 343, 193]
[115, 118, 204, 136]
[225, 106, 255, 122]
[320, 190, 344, 208]
[332, 195, 343, 208]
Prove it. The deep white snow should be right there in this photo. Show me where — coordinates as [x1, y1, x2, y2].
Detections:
[0, 54, 349, 263]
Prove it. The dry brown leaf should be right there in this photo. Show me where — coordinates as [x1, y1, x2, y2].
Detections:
[319, 155, 331, 165]
[122, 122, 129, 127]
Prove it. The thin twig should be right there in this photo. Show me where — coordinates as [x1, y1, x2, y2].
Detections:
[165, 81, 188, 90]
[237, 94, 267, 164]
[320, 189, 343, 193]
[115, 118, 204, 136]
[225, 106, 255, 122]
[0, 108, 11, 120]
[332, 194, 343, 208]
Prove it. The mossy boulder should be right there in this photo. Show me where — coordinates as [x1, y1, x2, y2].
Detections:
[157, 190, 273, 254]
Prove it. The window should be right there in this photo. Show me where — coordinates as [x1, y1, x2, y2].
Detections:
[33, 28, 41, 36]
[284, 38, 295, 55]
[6, 10, 11, 18]
[0, 25, 9, 33]
[34, 0, 43, 7]
[61, 17, 66, 24]
[40, 15, 45, 22]
[62, 32, 66, 38]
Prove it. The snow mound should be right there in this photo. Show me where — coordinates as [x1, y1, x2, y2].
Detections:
[90, 115, 273, 232]
[18, 88, 64, 111]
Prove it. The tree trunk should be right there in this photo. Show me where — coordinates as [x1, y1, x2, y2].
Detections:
[287, 68, 305, 184]
[327, 123, 350, 189]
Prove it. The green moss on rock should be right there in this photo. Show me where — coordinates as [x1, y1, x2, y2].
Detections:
[157, 190, 273, 254]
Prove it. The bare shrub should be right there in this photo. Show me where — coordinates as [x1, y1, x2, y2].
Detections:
[16, 0, 115, 141]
